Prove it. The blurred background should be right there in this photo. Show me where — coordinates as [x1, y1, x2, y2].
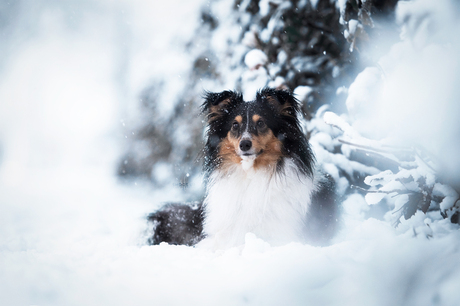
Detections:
[0, 0, 382, 197]
[1, 0, 460, 305]
[0, 0, 204, 189]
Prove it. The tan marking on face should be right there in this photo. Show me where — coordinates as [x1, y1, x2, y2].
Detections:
[235, 115, 243, 124]
[218, 125, 283, 172]
[218, 131, 242, 170]
[252, 114, 261, 123]
[252, 130, 284, 170]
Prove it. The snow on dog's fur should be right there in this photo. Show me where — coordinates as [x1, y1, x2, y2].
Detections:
[148, 88, 338, 249]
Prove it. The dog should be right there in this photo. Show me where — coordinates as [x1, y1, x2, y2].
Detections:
[148, 88, 338, 249]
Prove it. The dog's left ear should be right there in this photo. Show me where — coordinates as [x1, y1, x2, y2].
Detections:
[257, 88, 300, 118]
[201, 90, 242, 121]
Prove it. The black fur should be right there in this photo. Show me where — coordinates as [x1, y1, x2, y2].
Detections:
[202, 88, 314, 178]
[256, 88, 314, 176]
[307, 174, 339, 245]
[148, 88, 337, 246]
[147, 202, 204, 246]
[201, 90, 244, 179]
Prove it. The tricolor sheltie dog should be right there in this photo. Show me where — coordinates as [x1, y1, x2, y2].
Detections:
[148, 88, 338, 249]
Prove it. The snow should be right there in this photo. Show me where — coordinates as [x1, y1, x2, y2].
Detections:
[1, 0, 460, 305]
[348, 19, 359, 36]
[242, 26, 259, 48]
[365, 192, 386, 205]
[335, 0, 349, 19]
[345, 0, 460, 186]
[434, 183, 459, 211]
[323, 111, 361, 139]
[260, 1, 292, 43]
[345, 67, 384, 133]
[244, 49, 268, 70]
[293, 85, 313, 102]
[258, 0, 271, 17]
[241, 66, 270, 100]
[3, 171, 460, 306]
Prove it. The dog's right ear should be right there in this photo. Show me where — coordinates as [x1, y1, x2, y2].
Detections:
[201, 90, 242, 121]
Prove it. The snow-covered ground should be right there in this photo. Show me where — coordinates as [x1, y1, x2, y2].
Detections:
[2, 169, 460, 306]
[1, 1, 460, 305]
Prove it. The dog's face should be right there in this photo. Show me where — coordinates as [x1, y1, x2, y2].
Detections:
[202, 89, 302, 171]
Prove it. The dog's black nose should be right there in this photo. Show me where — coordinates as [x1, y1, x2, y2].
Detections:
[239, 139, 252, 152]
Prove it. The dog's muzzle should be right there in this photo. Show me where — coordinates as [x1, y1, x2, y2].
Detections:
[239, 139, 252, 152]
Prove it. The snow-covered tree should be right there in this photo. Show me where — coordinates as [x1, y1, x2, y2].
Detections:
[119, 0, 460, 230]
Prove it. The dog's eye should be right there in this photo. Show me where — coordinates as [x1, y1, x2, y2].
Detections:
[257, 120, 266, 129]
[232, 121, 239, 130]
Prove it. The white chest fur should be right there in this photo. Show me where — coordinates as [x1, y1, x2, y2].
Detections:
[199, 158, 316, 249]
